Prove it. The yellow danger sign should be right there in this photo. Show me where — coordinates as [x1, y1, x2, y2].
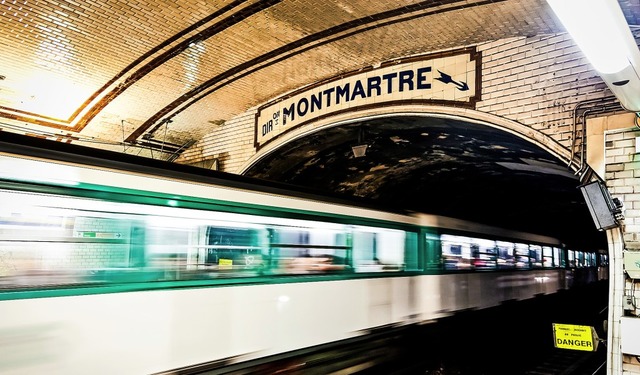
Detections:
[552, 323, 599, 352]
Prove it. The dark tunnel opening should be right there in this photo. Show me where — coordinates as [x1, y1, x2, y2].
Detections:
[244, 115, 607, 250]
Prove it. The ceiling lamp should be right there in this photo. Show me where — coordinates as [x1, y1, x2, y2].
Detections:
[546, 0, 640, 111]
[352, 127, 368, 158]
[351, 144, 368, 158]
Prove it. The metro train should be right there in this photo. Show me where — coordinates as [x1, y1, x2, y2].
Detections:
[0, 132, 606, 374]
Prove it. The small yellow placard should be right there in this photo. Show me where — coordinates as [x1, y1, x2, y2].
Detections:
[219, 258, 233, 269]
[552, 323, 598, 352]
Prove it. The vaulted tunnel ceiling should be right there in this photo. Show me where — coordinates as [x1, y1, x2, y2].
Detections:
[244, 115, 607, 250]
[3, 0, 639, 149]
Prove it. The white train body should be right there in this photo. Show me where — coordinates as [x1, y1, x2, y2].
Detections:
[0, 134, 604, 374]
[2, 271, 571, 374]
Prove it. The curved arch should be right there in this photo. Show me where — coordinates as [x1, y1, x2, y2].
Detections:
[238, 105, 575, 174]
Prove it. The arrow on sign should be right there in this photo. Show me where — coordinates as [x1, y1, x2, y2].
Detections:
[435, 70, 469, 91]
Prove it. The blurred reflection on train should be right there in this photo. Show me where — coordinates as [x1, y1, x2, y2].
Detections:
[0, 133, 607, 374]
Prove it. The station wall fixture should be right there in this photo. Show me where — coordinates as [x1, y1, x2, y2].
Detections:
[579, 180, 624, 231]
[546, 0, 640, 111]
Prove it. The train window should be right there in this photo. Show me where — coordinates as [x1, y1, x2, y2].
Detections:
[576, 251, 585, 267]
[352, 227, 409, 272]
[542, 246, 553, 268]
[515, 243, 531, 269]
[589, 253, 596, 266]
[599, 253, 608, 267]
[0, 190, 141, 285]
[584, 252, 590, 267]
[553, 247, 564, 268]
[440, 235, 472, 270]
[0, 180, 572, 299]
[269, 226, 350, 274]
[568, 250, 575, 267]
[574, 251, 580, 267]
[496, 241, 515, 269]
[203, 227, 264, 273]
[440, 235, 552, 271]
[138, 225, 190, 280]
[372, 228, 410, 271]
[470, 238, 497, 270]
[0, 183, 428, 294]
[530, 245, 543, 268]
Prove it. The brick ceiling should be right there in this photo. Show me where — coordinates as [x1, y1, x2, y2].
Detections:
[2, 0, 639, 149]
[0, 0, 579, 151]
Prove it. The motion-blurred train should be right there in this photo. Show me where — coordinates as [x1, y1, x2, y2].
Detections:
[0, 132, 606, 374]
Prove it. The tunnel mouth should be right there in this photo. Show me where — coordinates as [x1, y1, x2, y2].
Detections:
[244, 114, 606, 250]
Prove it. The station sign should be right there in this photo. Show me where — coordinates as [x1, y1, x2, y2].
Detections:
[76, 231, 122, 239]
[552, 323, 599, 352]
[254, 48, 481, 149]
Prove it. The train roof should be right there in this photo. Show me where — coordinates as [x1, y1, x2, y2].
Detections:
[0, 131, 411, 215]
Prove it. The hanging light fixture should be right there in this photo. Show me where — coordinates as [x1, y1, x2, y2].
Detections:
[351, 127, 368, 158]
[546, 0, 640, 111]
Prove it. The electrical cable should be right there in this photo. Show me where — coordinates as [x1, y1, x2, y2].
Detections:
[632, 280, 638, 311]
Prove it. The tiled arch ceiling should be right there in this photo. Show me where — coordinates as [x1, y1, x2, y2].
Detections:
[1, 0, 638, 149]
[1, 0, 281, 131]
[0, 0, 543, 145]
